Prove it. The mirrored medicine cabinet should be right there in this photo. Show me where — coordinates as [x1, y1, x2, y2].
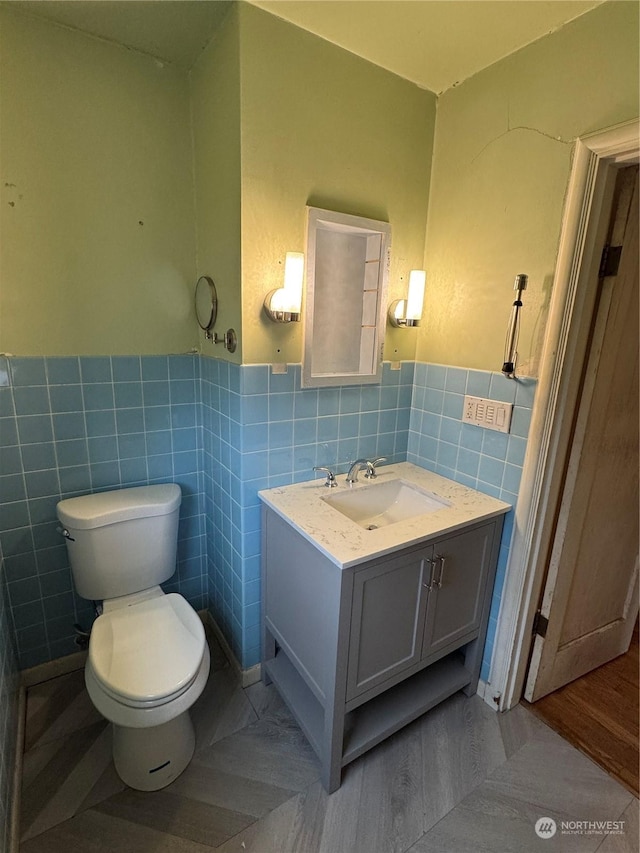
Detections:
[302, 207, 391, 388]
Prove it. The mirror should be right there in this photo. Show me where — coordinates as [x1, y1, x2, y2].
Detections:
[302, 207, 391, 388]
[195, 275, 217, 337]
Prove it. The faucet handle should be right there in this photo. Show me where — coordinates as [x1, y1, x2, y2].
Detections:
[364, 457, 387, 479]
[313, 466, 338, 488]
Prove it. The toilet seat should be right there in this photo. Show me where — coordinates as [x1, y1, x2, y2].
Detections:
[85, 643, 210, 730]
[89, 593, 206, 707]
[94, 666, 199, 709]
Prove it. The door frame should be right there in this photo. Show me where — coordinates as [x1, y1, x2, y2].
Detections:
[488, 118, 640, 712]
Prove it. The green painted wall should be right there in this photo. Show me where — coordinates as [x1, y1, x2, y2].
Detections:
[237, 3, 436, 365]
[419, 0, 639, 374]
[3, 2, 634, 367]
[0, 8, 197, 356]
[190, 5, 243, 363]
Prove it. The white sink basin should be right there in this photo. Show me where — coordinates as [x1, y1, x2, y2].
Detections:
[323, 479, 451, 530]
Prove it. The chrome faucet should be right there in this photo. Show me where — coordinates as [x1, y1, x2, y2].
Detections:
[346, 457, 387, 485]
[346, 459, 369, 485]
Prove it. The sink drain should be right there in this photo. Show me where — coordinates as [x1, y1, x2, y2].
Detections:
[366, 524, 379, 530]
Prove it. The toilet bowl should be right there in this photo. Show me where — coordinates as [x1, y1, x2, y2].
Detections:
[57, 484, 210, 791]
[85, 586, 210, 790]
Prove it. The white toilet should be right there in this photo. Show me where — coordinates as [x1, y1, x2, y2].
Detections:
[56, 483, 210, 791]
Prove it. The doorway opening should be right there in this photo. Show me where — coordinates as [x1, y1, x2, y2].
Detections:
[525, 620, 638, 797]
[488, 119, 639, 723]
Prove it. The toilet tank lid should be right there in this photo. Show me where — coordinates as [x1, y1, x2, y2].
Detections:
[57, 484, 181, 530]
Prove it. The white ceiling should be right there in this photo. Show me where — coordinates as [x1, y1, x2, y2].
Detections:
[7, 0, 605, 92]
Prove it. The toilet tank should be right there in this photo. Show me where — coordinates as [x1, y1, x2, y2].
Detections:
[57, 484, 181, 601]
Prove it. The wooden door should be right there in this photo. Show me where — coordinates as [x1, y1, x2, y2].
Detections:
[525, 166, 639, 702]
[422, 522, 494, 660]
[346, 548, 429, 701]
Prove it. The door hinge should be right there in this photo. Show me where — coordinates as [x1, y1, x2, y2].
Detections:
[532, 611, 549, 638]
[599, 244, 622, 278]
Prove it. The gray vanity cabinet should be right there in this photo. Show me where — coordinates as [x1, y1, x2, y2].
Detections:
[261, 506, 504, 793]
[346, 550, 428, 701]
[347, 523, 495, 703]
[422, 522, 496, 658]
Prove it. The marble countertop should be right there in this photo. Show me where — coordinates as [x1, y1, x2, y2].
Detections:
[258, 462, 511, 569]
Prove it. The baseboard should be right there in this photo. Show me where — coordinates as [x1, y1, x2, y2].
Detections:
[20, 649, 87, 688]
[476, 677, 501, 710]
[202, 611, 262, 688]
[9, 684, 26, 853]
[241, 663, 262, 688]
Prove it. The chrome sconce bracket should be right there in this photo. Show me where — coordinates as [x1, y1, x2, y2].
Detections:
[263, 291, 301, 324]
[388, 299, 421, 327]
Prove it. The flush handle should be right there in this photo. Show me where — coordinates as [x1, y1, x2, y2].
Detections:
[57, 526, 75, 542]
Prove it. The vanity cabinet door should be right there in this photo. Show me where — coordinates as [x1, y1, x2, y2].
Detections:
[346, 549, 430, 702]
[422, 522, 494, 660]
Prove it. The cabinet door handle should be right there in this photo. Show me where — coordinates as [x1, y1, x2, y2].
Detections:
[423, 557, 438, 590]
[432, 554, 446, 589]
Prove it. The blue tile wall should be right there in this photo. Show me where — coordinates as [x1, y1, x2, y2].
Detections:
[201, 358, 415, 669]
[0, 351, 535, 688]
[408, 364, 537, 680]
[0, 355, 205, 668]
[0, 545, 20, 853]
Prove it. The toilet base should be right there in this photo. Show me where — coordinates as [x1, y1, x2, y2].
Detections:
[112, 711, 195, 791]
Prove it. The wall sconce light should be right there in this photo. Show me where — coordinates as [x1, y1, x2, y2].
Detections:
[388, 270, 426, 327]
[264, 252, 304, 323]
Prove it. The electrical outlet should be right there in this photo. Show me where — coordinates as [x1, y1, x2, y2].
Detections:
[463, 395, 513, 433]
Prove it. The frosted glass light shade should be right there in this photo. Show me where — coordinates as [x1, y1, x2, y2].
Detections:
[387, 269, 426, 327]
[406, 270, 425, 321]
[282, 252, 304, 313]
[263, 252, 304, 322]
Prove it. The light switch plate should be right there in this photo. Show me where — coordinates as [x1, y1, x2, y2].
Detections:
[463, 395, 513, 433]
